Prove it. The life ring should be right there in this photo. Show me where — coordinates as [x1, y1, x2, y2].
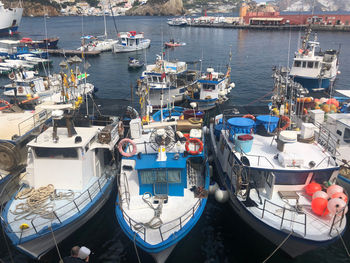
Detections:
[118, 138, 137, 157]
[278, 115, 291, 131]
[0, 99, 11, 111]
[185, 138, 203, 155]
[8, 72, 15, 80]
[243, 114, 256, 121]
[18, 86, 24, 93]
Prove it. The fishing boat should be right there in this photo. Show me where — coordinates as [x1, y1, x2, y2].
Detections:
[0, 1, 23, 36]
[0, 99, 52, 204]
[1, 108, 123, 259]
[289, 27, 339, 92]
[208, 66, 348, 256]
[128, 57, 144, 70]
[115, 105, 210, 263]
[20, 37, 59, 49]
[186, 67, 235, 111]
[112, 31, 150, 53]
[137, 56, 200, 109]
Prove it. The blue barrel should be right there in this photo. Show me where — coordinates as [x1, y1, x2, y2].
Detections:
[234, 134, 254, 153]
[256, 115, 279, 134]
[227, 117, 255, 141]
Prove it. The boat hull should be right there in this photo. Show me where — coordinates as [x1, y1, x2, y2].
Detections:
[336, 175, 350, 196]
[2, 177, 115, 259]
[148, 87, 186, 107]
[0, 6, 23, 36]
[210, 127, 343, 258]
[187, 96, 217, 111]
[294, 76, 332, 91]
[113, 40, 151, 53]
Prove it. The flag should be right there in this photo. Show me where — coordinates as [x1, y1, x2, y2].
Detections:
[161, 72, 166, 80]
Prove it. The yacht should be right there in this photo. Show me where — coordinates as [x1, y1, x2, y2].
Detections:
[112, 31, 150, 53]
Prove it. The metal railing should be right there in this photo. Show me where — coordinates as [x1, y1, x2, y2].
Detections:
[313, 120, 340, 157]
[17, 110, 51, 137]
[119, 196, 203, 243]
[3, 171, 113, 242]
[261, 199, 307, 236]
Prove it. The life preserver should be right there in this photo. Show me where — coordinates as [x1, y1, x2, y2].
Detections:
[18, 86, 24, 93]
[185, 138, 203, 155]
[0, 99, 11, 111]
[118, 138, 137, 157]
[243, 114, 256, 121]
[278, 115, 291, 131]
[8, 72, 15, 80]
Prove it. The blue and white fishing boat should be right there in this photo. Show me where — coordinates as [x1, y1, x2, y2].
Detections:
[209, 107, 347, 257]
[137, 56, 200, 108]
[115, 106, 209, 263]
[1, 109, 123, 259]
[0, 1, 23, 36]
[290, 28, 339, 92]
[187, 67, 234, 111]
[112, 31, 150, 53]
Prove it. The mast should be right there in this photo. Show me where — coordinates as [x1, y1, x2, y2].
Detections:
[103, 10, 107, 39]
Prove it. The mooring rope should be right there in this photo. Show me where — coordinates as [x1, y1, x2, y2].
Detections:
[262, 230, 293, 263]
[133, 232, 141, 263]
[50, 224, 63, 262]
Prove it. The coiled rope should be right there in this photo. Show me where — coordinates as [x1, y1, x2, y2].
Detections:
[11, 184, 74, 220]
[134, 192, 164, 231]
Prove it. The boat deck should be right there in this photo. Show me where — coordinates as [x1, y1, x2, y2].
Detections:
[222, 130, 337, 170]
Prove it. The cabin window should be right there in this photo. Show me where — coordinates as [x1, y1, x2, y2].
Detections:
[344, 128, 350, 143]
[34, 147, 78, 159]
[294, 61, 301, 67]
[302, 61, 307, 68]
[139, 169, 182, 184]
[203, 83, 216, 90]
[307, 62, 314, 68]
[314, 62, 319, 68]
[337, 130, 342, 136]
[152, 76, 158, 82]
[274, 171, 309, 185]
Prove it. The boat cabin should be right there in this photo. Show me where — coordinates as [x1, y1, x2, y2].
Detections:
[196, 68, 226, 100]
[118, 31, 144, 47]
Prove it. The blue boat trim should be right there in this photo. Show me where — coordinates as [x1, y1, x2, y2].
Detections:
[1, 177, 113, 257]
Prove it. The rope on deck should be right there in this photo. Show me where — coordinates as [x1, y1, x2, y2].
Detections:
[262, 230, 293, 263]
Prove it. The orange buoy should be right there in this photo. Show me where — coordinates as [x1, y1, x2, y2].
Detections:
[312, 197, 329, 216]
[305, 181, 322, 196]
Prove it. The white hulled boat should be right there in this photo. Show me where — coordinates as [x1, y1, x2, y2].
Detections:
[137, 56, 200, 109]
[112, 31, 150, 53]
[115, 107, 209, 263]
[289, 27, 339, 92]
[1, 109, 123, 259]
[0, 1, 23, 36]
[209, 105, 347, 257]
[187, 66, 234, 111]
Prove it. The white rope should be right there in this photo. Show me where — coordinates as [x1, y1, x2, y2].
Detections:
[50, 224, 63, 262]
[262, 231, 293, 263]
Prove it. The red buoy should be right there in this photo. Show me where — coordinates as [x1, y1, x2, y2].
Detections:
[305, 182, 322, 196]
[331, 192, 348, 203]
[311, 198, 329, 216]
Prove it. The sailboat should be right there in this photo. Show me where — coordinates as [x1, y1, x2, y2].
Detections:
[79, 13, 117, 52]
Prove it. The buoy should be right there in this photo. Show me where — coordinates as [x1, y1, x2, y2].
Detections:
[327, 198, 346, 215]
[209, 180, 219, 195]
[20, 223, 30, 230]
[327, 184, 343, 198]
[312, 191, 329, 200]
[311, 197, 329, 216]
[214, 187, 229, 203]
[305, 181, 322, 196]
[331, 192, 348, 203]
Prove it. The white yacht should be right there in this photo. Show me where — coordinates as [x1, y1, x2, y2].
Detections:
[112, 31, 150, 53]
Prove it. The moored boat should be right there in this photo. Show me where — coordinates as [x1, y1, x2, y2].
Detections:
[0, 1, 23, 36]
[128, 57, 144, 69]
[115, 107, 209, 263]
[1, 109, 123, 259]
[112, 31, 150, 53]
[20, 37, 59, 49]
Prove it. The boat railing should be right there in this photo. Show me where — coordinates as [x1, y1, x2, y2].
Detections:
[17, 110, 51, 137]
[261, 199, 307, 236]
[119, 197, 204, 243]
[2, 172, 111, 241]
[313, 120, 340, 157]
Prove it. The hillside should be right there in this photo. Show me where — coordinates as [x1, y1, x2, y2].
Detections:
[277, 0, 350, 12]
[3, 0, 61, 16]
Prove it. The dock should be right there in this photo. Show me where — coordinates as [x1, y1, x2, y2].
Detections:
[44, 49, 101, 57]
[188, 24, 350, 32]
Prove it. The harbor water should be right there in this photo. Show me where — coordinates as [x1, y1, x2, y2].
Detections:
[1, 16, 350, 263]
